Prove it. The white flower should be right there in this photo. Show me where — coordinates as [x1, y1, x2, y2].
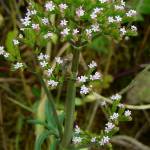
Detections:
[118, 103, 125, 108]
[126, 10, 137, 17]
[90, 13, 97, 19]
[44, 32, 53, 39]
[90, 72, 102, 80]
[32, 24, 40, 30]
[80, 85, 90, 95]
[55, 57, 63, 64]
[91, 24, 100, 32]
[44, 54, 49, 60]
[93, 7, 103, 14]
[72, 136, 82, 144]
[110, 113, 119, 120]
[77, 75, 88, 83]
[86, 29, 92, 37]
[99, 0, 108, 3]
[45, 1, 55, 11]
[19, 34, 23, 39]
[13, 39, 19, 45]
[131, 25, 137, 32]
[59, 3, 68, 10]
[60, 19, 68, 27]
[120, 27, 126, 35]
[61, 28, 70, 36]
[108, 16, 115, 23]
[40, 61, 48, 68]
[48, 80, 58, 87]
[14, 62, 23, 70]
[76, 7, 85, 17]
[4, 52, 10, 58]
[21, 16, 31, 26]
[121, 0, 126, 6]
[91, 137, 96, 143]
[88, 61, 97, 69]
[105, 122, 115, 133]
[42, 17, 49, 25]
[115, 16, 122, 22]
[115, 5, 124, 10]
[38, 53, 44, 60]
[73, 29, 79, 35]
[74, 125, 81, 134]
[0, 46, 5, 55]
[99, 136, 110, 146]
[124, 110, 131, 117]
[110, 93, 122, 101]
[47, 68, 54, 76]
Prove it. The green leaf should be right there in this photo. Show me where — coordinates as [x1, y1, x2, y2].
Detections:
[5, 30, 20, 61]
[35, 130, 51, 150]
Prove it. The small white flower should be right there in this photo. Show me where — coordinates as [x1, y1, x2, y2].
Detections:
[61, 28, 70, 36]
[31, 10, 37, 15]
[99, 136, 110, 146]
[44, 32, 53, 39]
[124, 110, 131, 117]
[105, 122, 115, 133]
[77, 75, 88, 83]
[74, 125, 81, 134]
[91, 137, 96, 143]
[60, 19, 68, 27]
[4, 52, 10, 58]
[88, 61, 97, 69]
[115, 16, 122, 22]
[121, 0, 126, 6]
[108, 16, 115, 23]
[93, 7, 103, 14]
[72, 136, 82, 144]
[55, 57, 63, 64]
[86, 29, 92, 37]
[59, 3, 68, 10]
[47, 68, 54, 76]
[99, 0, 108, 3]
[76, 7, 85, 17]
[45, 1, 55, 11]
[0, 46, 5, 55]
[13, 39, 19, 45]
[32, 24, 40, 30]
[91, 13, 97, 19]
[73, 29, 79, 35]
[14, 62, 23, 70]
[42, 17, 49, 25]
[118, 103, 125, 108]
[131, 25, 137, 32]
[38, 53, 44, 60]
[115, 5, 124, 10]
[90, 72, 102, 80]
[40, 61, 48, 68]
[80, 85, 90, 95]
[126, 10, 137, 17]
[110, 113, 119, 120]
[48, 80, 58, 87]
[110, 94, 122, 101]
[120, 27, 126, 35]
[91, 24, 100, 32]
[21, 16, 31, 26]
[44, 54, 49, 60]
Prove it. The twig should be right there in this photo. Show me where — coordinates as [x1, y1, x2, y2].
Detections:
[112, 135, 150, 150]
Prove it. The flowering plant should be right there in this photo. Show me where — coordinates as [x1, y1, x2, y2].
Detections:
[0, 0, 137, 149]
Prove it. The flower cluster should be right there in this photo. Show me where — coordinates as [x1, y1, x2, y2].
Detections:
[15, 0, 138, 50]
[77, 60, 102, 95]
[72, 94, 132, 148]
[0, 46, 10, 58]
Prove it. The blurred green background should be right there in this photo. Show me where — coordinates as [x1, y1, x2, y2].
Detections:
[0, 0, 150, 150]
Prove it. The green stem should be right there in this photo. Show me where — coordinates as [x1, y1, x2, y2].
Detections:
[60, 48, 80, 149]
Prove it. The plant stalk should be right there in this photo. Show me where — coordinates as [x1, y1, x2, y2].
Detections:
[60, 48, 80, 149]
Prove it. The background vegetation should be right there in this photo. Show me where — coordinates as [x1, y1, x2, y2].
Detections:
[0, 0, 150, 149]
